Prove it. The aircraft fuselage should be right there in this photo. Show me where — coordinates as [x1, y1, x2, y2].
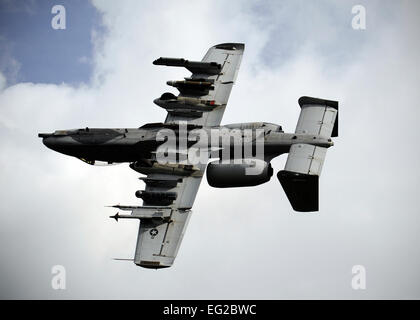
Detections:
[39, 123, 333, 165]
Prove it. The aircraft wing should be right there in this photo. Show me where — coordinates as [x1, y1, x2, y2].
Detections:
[155, 43, 244, 126]
[132, 43, 244, 268]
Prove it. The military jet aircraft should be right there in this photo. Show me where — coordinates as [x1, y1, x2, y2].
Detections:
[39, 43, 338, 269]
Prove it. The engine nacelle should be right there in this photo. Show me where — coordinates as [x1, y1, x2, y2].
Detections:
[206, 159, 273, 188]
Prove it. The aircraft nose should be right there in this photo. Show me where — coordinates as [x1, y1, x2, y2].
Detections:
[41, 136, 56, 150]
[38, 133, 58, 150]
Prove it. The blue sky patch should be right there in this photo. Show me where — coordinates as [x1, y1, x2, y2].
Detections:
[0, 0, 105, 85]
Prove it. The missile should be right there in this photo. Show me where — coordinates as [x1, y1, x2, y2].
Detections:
[109, 212, 141, 222]
[110, 212, 120, 221]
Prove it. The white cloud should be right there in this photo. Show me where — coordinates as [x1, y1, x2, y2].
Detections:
[1, 0, 420, 299]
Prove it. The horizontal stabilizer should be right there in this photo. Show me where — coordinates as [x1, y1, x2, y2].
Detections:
[279, 143, 329, 212]
[298, 96, 338, 137]
[277, 170, 319, 212]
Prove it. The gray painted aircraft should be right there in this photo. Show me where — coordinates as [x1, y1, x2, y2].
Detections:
[39, 43, 338, 269]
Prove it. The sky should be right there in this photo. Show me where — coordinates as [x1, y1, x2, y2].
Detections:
[0, 0, 420, 299]
[0, 0, 102, 84]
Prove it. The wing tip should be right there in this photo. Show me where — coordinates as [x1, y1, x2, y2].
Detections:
[213, 43, 245, 51]
[135, 260, 171, 269]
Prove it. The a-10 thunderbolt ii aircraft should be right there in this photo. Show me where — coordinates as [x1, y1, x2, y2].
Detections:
[39, 43, 338, 269]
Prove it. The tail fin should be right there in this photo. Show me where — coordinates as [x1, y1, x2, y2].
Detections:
[278, 96, 338, 212]
[278, 170, 319, 211]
